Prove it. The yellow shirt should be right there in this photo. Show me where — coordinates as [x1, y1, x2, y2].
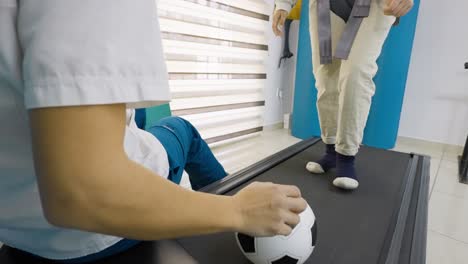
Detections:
[287, 0, 302, 20]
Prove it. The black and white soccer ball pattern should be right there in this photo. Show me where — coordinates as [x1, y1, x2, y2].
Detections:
[236, 205, 317, 264]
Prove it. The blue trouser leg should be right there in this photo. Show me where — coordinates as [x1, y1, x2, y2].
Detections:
[134, 108, 146, 129]
[147, 116, 228, 190]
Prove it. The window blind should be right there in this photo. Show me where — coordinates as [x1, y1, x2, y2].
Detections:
[157, 0, 270, 144]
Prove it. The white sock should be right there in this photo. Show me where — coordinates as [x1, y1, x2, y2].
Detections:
[333, 177, 359, 190]
[306, 162, 325, 174]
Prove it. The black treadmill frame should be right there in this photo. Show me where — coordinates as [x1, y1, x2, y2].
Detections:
[199, 138, 428, 264]
[459, 135, 468, 184]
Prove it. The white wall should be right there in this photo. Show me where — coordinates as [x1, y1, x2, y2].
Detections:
[398, 0, 468, 146]
[263, 0, 300, 127]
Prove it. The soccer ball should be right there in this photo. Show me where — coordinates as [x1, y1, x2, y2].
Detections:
[235, 205, 317, 264]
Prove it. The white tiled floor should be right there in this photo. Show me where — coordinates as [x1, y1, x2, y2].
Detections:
[427, 230, 468, 264]
[213, 129, 467, 263]
[433, 160, 468, 199]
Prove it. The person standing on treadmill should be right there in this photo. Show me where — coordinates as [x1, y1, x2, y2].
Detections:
[0, 0, 307, 262]
[272, 0, 414, 190]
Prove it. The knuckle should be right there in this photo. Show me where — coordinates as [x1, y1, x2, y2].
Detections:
[273, 213, 282, 223]
[273, 223, 283, 233]
[272, 185, 282, 193]
[293, 186, 301, 196]
[282, 226, 292, 236]
[270, 197, 281, 209]
[293, 215, 301, 225]
[275, 194, 288, 207]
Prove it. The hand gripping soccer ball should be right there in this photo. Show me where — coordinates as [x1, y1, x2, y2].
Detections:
[235, 205, 317, 264]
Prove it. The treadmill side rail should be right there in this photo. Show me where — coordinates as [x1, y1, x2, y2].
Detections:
[199, 137, 321, 195]
[409, 156, 429, 264]
[381, 155, 419, 264]
[459, 135, 468, 184]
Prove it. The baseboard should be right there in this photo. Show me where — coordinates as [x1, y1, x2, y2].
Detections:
[263, 122, 286, 131]
[397, 136, 464, 149]
[397, 136, 464, 150]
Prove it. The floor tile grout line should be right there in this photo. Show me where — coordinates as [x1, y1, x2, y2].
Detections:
[432, 189, 467, 201]
[429, 228, 468, 245]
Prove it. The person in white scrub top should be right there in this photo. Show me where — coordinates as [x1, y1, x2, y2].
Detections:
[0, 0, 308, 262]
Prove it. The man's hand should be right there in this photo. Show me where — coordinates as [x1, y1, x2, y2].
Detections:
[384, 0, 414, 17]
[233, 182, 307, 237]
[272, 9, 289, 36]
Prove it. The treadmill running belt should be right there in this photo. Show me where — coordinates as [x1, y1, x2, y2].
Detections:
[176, 140, 427, 264]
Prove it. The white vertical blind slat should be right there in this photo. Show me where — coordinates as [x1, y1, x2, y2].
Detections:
[157, 0, 268, 143]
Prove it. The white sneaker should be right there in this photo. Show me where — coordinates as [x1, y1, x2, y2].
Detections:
[333, 177, 359, 190]
[306, 162, 325, 174]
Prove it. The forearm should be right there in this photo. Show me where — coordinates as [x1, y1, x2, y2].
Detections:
[49, 155, 239, 240]
[30, 104, 239, 240]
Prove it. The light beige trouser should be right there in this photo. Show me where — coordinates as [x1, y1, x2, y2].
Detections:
[309, 0, 395, 156]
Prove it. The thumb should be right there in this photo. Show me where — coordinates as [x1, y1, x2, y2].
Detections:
[384, 0, 396, 10]
[280, 13, 287, 26]
[278, 15, 287, 36]
[272, 13, 281, 36]
[280, 15, 287, 26]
